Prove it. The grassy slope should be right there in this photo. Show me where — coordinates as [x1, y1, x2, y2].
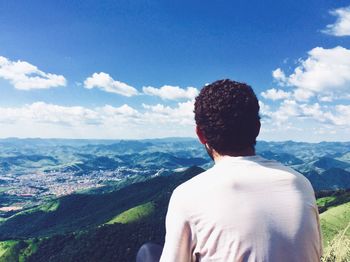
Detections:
[0, 171, 193, 239]
[0, 241, 17, 257]
[0, 240, 39, 262]
[317, 196, 337, 208]
[320, 202, 350, 261]
[317, 191, 350, 255]
[320, 202, 350, 246]
[106, 202, 154, 225]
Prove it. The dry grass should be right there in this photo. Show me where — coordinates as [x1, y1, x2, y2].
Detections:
[321, 222, 350, 262]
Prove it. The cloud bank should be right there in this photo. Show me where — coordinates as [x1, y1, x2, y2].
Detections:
[259, 45, 350, 141]
[0, 101, 195, 139]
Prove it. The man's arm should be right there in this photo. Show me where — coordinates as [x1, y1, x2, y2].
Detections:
[160, 189, 194, 262]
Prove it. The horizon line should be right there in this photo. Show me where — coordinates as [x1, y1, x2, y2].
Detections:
[0, 136, 349, 144]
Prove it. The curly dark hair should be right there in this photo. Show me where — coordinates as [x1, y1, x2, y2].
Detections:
[194, 79, 260, 155]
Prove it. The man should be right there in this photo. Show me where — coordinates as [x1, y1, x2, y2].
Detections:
[159, 79, 322, 261]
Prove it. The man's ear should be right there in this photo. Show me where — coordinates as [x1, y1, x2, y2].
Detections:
[196, 125, 207, 145]
[255, 119, 261, 138]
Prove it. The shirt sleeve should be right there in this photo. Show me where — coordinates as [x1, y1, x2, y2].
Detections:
[160, 189, 194, 262]
[315, 205, 323, 257]
[310, 185, 323, 258]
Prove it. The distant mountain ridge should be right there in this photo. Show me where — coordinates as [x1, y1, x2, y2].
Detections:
[0, 138, 350, 208]
[313, 156, 350, 170]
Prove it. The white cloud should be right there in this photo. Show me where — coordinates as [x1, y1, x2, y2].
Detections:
[318, 95, 334, 102]
[84, 72, 138, 97]
[0, 102, 101, 126]
[272, 68, 287, 83]
[261, 88, 291, 101]
[261, 98, 350, 129]
[258, 101, 271, 118]
[0, 101, 195, 138]
[299, 103, 323, 119]
[270, 100, 301, 123]
[273, 46, 350, 101]
[102, 104, 139, 117]
[299, 103, 350, 127]
[322, 6, 350, 36]
[0, 56, 66, 90]
[142, 100, 194, 125]
[325, 105, 350, 126]
[142, 85, 199, 100]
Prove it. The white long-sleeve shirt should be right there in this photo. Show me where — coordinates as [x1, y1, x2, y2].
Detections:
[160, 155, 322, 262]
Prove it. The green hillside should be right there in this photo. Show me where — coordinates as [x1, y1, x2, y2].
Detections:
[0, 240, 38, 262]
[0, 241, 17, 257]
[106, 202, 154, 225]
[320, 202, 350, 244]
[0, 166, 204, 262]
[320, 202, 350, 261]
[0, 167, 202, 239]
[316, 190, 350, 261]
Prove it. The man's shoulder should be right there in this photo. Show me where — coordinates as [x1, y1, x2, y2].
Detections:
[172, 156, 315, 200]
[255, 155, 316, 194]
[173, 167, 215, 197]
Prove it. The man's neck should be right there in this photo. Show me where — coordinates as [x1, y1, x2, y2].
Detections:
[212, 147, 256, 163]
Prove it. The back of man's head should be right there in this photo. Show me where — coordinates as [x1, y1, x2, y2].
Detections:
[194, 79, 260, 155]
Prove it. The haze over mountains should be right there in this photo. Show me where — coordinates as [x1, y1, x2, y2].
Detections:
[0, 138, 349, 204]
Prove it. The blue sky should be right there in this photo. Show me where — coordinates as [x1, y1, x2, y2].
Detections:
[0, 0, 349, 141]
